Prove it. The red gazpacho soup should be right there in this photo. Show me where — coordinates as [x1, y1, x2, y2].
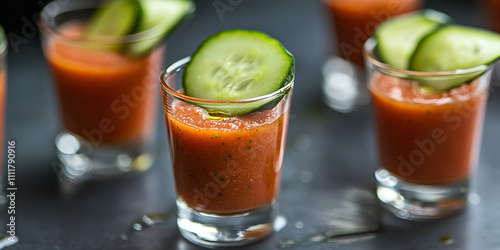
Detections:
[324, 0, 421, 67]
[44, 22, 162, 145]
[166, 100, 290, 213]
[370, 72, 488, 184]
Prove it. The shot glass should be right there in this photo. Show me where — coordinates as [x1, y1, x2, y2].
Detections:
[160, 57, 293, 247]
[322, 0, 421, 113]
[39, 0, 165, 180]
[364, 38, 492, 220]
[0, 26, 6, 203]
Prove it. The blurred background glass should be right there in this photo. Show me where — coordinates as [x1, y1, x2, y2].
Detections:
[321, 0, 422, 113]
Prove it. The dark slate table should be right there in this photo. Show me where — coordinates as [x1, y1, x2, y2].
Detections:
[1, 0, 499, 249]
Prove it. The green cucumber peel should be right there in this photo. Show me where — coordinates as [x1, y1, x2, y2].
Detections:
[375, 9, 452, 70]
[183, 29, 294, 116]
[409, 25, 500, 91]
[127, 0, 195, 57]
[0, 26, 6, 54]
[84, 0, 195, 57]
[84, 0, 141, 40]
[0, 26, 5, 71]
[374, 9, 500, 92]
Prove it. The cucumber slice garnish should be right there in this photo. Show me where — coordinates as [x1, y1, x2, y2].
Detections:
[410, 25, 500, 71]
[0, 26, 5, 71]
[375, 10, 451, 69]
[127, 0, 195, 56]
[85, 0, 141, 39]
[0, 26, 6, 52]
[409, 25, 500, 91]
[85, 0, 194, 56]
[184, 30, 294, 116]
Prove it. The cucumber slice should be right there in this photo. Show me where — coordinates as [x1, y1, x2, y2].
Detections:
[184, 30, 294, 116]
[0, 26, 5, 71]
[127, 0, 195, 56]
[375, 10, 451, 69]
[85, 0, 194, 56]
[0, 26, 6, 54]
[411, 25, 500, 71]
[85, 0, 141, 39]
[409, 25, 500, 91]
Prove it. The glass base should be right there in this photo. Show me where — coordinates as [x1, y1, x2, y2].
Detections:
[322, 56, 370, 113]
[55, 132, 154, 181]
[176, 199, 278, 247]
[375, 168, 468, 220]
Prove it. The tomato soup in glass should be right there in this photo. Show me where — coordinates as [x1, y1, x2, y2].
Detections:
[160, 57, 293, 246]
[365, 38, 491, 220]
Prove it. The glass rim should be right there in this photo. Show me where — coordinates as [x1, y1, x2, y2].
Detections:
[38, 0, 189, 45]
[363, 37, 493, 77]
[159, 57, 295, 104]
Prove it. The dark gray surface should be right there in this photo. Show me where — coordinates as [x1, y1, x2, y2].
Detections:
[2, 0, 500, 249]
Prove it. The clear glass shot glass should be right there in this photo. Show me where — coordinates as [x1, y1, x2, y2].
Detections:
[38, 0, 166, 180]
[160, 57, 293, 247]
[322, 0, 422, 113]
[364, 38, 492, 220]
[0, 26, 7, 203]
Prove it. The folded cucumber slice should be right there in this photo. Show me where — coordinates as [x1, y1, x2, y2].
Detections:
[409, 25, 500, 91]
[85, 0, 194, 56]
[85, 0, 141, 39]
[184, 30, 294, 116]
[375, 10, 451, 69]
[127, 0, 195, 56]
